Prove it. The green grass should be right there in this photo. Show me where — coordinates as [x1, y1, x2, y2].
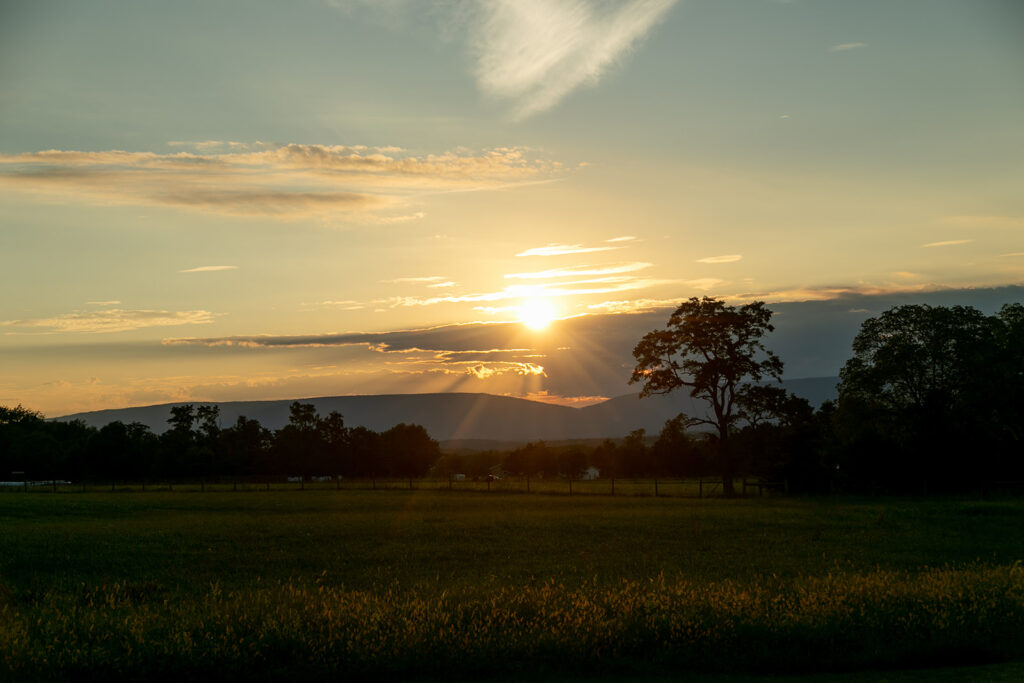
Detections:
[1, 491, 1022, 680]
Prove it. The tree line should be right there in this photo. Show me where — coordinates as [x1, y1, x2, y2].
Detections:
[2, 299, 1021, 493]
[629, 297, 1024, 494]
[0, 401, 439, 482]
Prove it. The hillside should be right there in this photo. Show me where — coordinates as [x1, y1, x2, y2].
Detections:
[55, 377, 838, 442]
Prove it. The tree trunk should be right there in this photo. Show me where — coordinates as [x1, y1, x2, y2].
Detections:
[719, 432, 736, 497]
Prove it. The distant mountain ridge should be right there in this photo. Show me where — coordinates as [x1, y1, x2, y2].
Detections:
[55, 377, 838, 442]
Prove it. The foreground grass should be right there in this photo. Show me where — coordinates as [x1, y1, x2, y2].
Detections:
[1, 491, 1022, 679]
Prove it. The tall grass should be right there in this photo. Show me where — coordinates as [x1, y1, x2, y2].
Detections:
[2, 492, 1023, 679]
[2, 565, 1022, 679]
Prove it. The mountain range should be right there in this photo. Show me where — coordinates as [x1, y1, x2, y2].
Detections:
[55, 377, 838, 444]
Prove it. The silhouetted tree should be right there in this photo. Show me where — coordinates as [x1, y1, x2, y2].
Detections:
[631, 297, 782, 496]
[617, 429, 649, 477]
[347, 426, 382, 477]
[838, 304, 997, 490]
[317, 410, 348, 475]
[557, 448, 588, 479]
[380, 423, 440, 477]
[219, 416, 272, 475]
[88, 421, 156, 480]
[505, 441, 551, 477]
[588, 439, 620, 478]
[274, 402, 323, 478]
[651, 415, 700, 476]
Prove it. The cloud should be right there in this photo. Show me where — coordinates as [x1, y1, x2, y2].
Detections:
[519, 391, 609, 408]
[466, 362, 545, 379]
[426, 281, 457, 288]
[606, 235, 638, 243]
[695, 254, 742, 264]
[303, 300, 365, 310]
[1, 309, 215, 333]
[516, 243, 620, 257]
[685, 278, 724, 291]
[922, 240, 972, 248]
[830, 42, 867, 52]
[0, 145, 561, 221]
[504, 262, 652, 279]
[179, 265, 238, 273]
[999, 252, 1024, 258]
[470, 0, 677, 119]
[378, 276, 675, 308]
[168, 140, 252, 151]
[355, 211, 426, 224]
[587, 298, 683, 314]
[86, 300, 121, 306]
[382, 276, 449, 284]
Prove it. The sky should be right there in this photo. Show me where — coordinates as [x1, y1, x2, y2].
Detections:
[1, 0, 1022, 417]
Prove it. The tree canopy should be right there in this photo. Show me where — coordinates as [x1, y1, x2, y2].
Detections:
[631, 297, 783, 495]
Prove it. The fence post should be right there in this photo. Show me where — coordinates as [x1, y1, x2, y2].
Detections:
[52, 479, 56, 494]
[699, 479, 703, 499]
[336, 476, 340, 491]
[409, 478, 413, 490]
[611, 478, 615, 496]
[654, 479, 658, 497]
[486, 478, 491, 492]
[448, 473, 452, 490]
[201, 478, 205, 493]
[526, 475, 530, 493]
[111, 480, 115, 492]
[82, 481, 86, 494]
[233, 479, 237, 492]
[569, 479, 573, 497]
[372, 478, 376, 490]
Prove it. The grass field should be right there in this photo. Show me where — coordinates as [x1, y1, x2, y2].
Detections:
[1, 490, 1022, 680]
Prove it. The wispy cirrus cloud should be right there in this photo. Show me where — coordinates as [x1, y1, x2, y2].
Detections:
[179, 265, 238, 273]
[0, 144, 561, 221]
[504, 262, 652, 280]
[301, 300, 365, 311]
[922, 239, 972, 248]
[382, 276, 450, 284]
[1, 308, 215, 334]
[516, 242, 620, 257]
[470, 0, 678, 119]
[587, 298, 683, 314]
[695, 254, 742, 264]
[380, 276, 675, 309]
[830, 42, 867, 52]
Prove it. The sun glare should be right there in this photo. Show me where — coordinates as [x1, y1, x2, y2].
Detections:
[518, 299, 557, 330]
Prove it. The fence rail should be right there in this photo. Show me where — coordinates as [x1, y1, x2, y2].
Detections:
[0, 476, 781, 498]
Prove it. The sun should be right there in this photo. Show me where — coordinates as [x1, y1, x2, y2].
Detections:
[518, 299, 557, 330]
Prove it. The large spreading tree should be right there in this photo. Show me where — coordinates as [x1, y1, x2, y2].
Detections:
[837, 303, 1024, 488]
[630, 297, 782, 496]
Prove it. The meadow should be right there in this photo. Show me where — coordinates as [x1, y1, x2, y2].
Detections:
[1, 489, 1022, 681]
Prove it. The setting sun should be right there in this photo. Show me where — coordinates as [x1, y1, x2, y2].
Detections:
[518, 299, 557, 330]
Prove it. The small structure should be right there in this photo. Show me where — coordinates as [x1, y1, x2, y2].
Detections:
[580, 466, 600, 481]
